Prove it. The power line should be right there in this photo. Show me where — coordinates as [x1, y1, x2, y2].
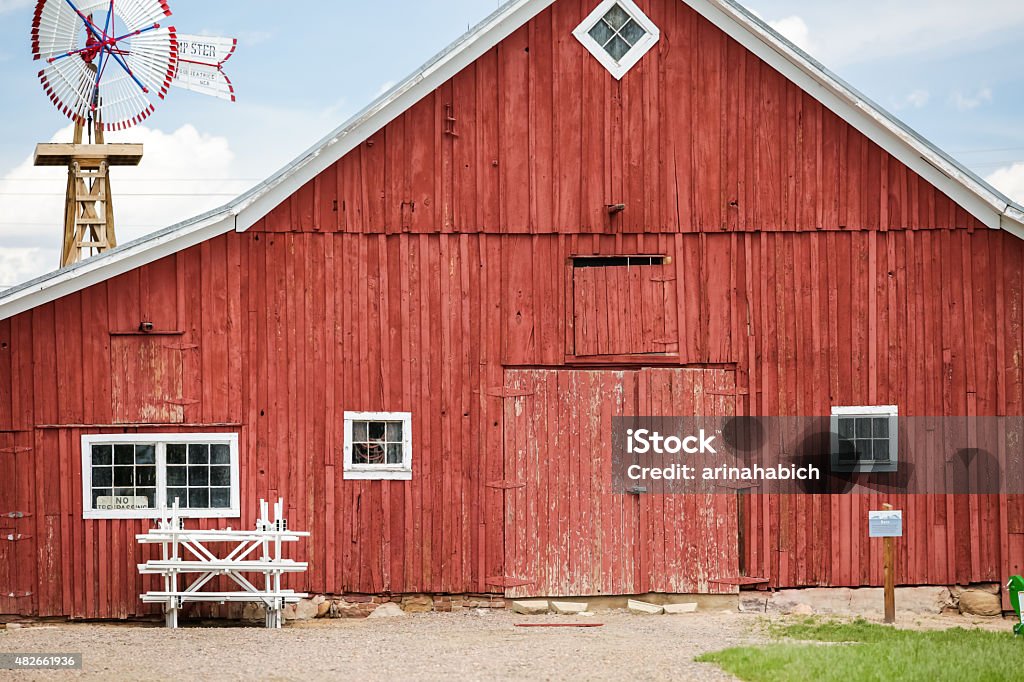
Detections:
[0, 192, 239, 197]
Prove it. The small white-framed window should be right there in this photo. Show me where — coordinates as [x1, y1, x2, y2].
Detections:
[830, 406, 898, 473]
[81, 433, 240, 520]
[343, 411, 413, 480]
[573, 0, 660, 80]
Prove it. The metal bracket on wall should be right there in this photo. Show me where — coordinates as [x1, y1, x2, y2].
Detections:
[4, 591, 33, 599]
[3, 533, 32, 542]
[0, 512, 32, 519]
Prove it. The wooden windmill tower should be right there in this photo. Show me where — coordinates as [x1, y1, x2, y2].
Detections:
[30, 0, 237, 268]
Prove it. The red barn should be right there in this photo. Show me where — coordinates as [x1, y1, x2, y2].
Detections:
[2, 0, 1024, 619]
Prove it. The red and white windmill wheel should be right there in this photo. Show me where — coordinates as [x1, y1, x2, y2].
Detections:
[31, 0, 178, 131]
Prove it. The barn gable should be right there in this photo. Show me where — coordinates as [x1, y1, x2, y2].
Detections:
[0, 0, 1022, 320]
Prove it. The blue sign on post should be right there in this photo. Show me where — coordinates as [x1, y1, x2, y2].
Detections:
[869, 510, 903, 537]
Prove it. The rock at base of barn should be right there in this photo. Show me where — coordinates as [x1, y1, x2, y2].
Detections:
[627, 599, 663, 615]
[550, 601, 588, 614]
[511, 600, 550, 615]
[367, 602, 406, 618]
[739, 596, 768, 613]
[662, 603, 698, 614]
[284, 596, 323, 621]
[401, 595, 434, 613]
[329, 600, 378, 618]
[957, 589, 1002, 617]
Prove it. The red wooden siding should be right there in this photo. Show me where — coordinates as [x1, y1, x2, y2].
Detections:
[261, 0, 985, 236]
[572, 262, 680, 356]
[0, 0, 1022, 618]
[503, 368, 737, 597]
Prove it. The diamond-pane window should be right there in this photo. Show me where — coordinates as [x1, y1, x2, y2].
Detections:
[574, 0, 660, 80]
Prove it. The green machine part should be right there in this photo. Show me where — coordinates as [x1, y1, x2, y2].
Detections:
[1009, 575, 1024, 636]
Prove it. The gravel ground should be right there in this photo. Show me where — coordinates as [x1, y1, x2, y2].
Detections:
[0, 610, 767, 681]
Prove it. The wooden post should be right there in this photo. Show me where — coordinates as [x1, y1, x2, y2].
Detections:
[883, 502, 896, 623]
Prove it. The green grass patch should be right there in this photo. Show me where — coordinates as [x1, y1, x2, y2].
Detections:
[697, 618, 1024, 682]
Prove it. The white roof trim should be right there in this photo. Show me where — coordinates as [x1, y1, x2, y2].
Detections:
[1, 0, 1021, 322]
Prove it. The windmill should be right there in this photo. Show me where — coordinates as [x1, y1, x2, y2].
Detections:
[30, 0, 236, 267]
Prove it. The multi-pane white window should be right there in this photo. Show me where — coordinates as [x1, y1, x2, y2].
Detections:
[343, 412, 413, 480]
[81, 434, 240, 519]
[830, 406, 898, 473]
[573, 0, 660, 79]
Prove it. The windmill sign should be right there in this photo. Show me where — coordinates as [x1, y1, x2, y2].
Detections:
[29, 0, 236, 266]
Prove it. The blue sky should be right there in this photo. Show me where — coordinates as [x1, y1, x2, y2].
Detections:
[1, 0, 1023, 286]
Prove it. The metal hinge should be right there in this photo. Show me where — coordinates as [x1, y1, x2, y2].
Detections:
[4, 591, 33, 599]
[0, 512, 31, 519]
[3, 533, 32, 542]
[485, 576, 534, 588]
[162, 343, 199, 351]
[0, 446, 32, 455]
[485, 480, 526, 490]
[165, 398, 200, 406]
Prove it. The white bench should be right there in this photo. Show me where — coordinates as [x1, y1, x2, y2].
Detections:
[136, 498, 310, 628]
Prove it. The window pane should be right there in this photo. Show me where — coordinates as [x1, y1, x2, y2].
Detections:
[837, 418, 855, 439]
[855, 418, 873, 438]
[91, 489, 112, 506]
[188, 488, 209, 508]
[137, 488, 156, 507]
[210, 466, 231, 486]
[114, 444, 134, 465]
[167, 466, 187, 486]
[188, 444, 209, 464]
[135, 444, 155, 465]
[368, 422, 385, 440]
[386, 443, 403, 464]
[588, 19, 614, 46]
[603, 4, 630, 29]
[353, 443, 370, 464]
[93, 466, 112, 487]
[874, 440, 891, 462]
[210, 488, 231, 509]
[167, 488, 187, 507]
[606, 35, 630, 61]
[837, 439, 855, 462]
[620, 19, 646, 45]
[167, 444, 187, 465]
[211, 444, 230, 464]
[114, 466, 134, 487]
[366, 443, 385, 464]
[92, 444, 113, 466]
[188, 466, 210, 486]
[114, 487, 135, 497]
[386, 422, 402, 442]
[137, 466, 156, 487]
[873, 418, 889, 438]
[353, 421, 367, 442]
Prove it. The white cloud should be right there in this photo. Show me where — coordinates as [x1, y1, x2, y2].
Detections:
[893, 89, 930, 110]
[951, 87, 993, 111]
[0, 124, 247, 287]
[768, 16, 814, 54]
[987, 162, 1024, 204]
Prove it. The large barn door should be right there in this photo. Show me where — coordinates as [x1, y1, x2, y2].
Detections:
[502, 368, 738, 598]
[0, 431, 37, 615]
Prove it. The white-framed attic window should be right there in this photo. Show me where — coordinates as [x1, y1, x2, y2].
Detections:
[81, 433, 240, 520]
[343, 411, 413, 480]
[830, 406, 899, 473]
[573, 0, 660, 80]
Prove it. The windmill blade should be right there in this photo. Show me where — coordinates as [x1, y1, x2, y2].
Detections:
[32, 0, 178, 130]
[171, 61, 235, 101]
[175, 34, 236, 67]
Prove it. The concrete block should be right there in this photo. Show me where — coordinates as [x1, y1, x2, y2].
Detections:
[662, 603, 698, 614]
[511, 600, 550, 615]
[627, 599, 664, 615]
[550, 601, 588, 614]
